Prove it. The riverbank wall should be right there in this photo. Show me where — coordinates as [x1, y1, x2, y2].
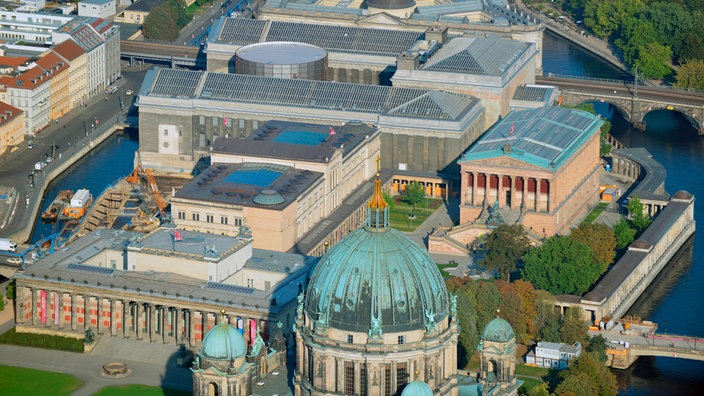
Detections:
[10, 119, 125, 244]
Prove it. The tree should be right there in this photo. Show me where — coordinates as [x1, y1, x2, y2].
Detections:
[521, 236, 602, 295]
[560, 306, 589, 346]
[496, 279, 538, 344]
[555, 351, 618, 396]
[382, 191, 395, 210]
[614, 16, 658, 66]
[446, 278, 479, 367]
[534, 290, 561, 342]
[627, 194, 651, 231]
[480, 224, 530, 282]
[675, 59, 704, 91]
[143, 5, 179, 41]
[613, 219, 636, 250]
[635, 42, 673, 80]
[569, 223, 616, 272]
[586, 334, 609, 363]
[476, 281, 501, 332]
[402, 180, 425, 211]
[583, 0, 646, 39]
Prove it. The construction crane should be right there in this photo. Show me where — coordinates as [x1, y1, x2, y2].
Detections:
[127, 152, 167, 215]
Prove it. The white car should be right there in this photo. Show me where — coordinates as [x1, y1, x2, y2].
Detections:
[27, 141, 35, 149]
[126, 89, 134, 95]
[6, 257, 21, 264]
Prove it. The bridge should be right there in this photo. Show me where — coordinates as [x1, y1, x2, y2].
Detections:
[120, 41, 205, 69]
[590, 329, 704, 369]
[538, 75, 704, 134]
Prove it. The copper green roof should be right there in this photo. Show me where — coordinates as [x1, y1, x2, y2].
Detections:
[199, 322, 247, 360]
[305, 216, 449, 333]
[402, 380, 434, 396]
[482, 317, 515, 343]
[459, 107, 603, 170]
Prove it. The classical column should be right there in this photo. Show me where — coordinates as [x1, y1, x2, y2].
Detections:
[336, 359, 344, 392]
[497, 174, 504, 207]
[472, 172, 478, 206]
[109, 299, 116, 336]
[461, 172, 468, 204]
[535, 178, 542, 213]
[83, 295, 89, 331]
[70, 293, 76, 331]
[57, 291, 63, 330]
[189, 309, 196, 347]
[30, 287, 36, 326]
[96, 297, 103, 335]
[123, 301, 129, 338]
[150, 305, 157, 342]
[135, 302, 142, 340]
[510, 176, 517, 210]
[173, 308, 179, 344]
[483, 174, 489, 205]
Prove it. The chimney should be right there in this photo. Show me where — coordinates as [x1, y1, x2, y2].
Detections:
[397, 52, 420, 71]
[426, 26, 448, 45]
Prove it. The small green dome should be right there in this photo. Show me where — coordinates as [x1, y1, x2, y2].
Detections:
[401, 380, 433, 396]
[306, 226, 449, 333]
[199, 322, 247, 360]
[482, 317, 515, 343]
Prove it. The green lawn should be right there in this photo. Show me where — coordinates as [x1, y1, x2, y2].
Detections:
[94, 385, 191, 396]
[515, 364, 550, 377]
[582, 202, 609, 224]
[436, 263, 458, 278]
[388, 198, 442, 232]
[0, 365, 84, 395]
[0, 328, 83, 352]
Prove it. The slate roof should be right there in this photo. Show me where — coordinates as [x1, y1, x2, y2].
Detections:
[212, 17, 423, 56]
[142, 68, 480, 122]
[421, 36, 532, 76]
[459, 106, 602, 170]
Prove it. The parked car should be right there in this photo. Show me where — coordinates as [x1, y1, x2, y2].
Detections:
[27, 141, 35, 149]
[126, 89, 134, 95]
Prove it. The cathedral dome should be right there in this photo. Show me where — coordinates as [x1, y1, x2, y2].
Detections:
[199, 321, 247, 360]
[305, 171, 448, 334]
[401, 380, 434, 396]
[482, 317, 515, 343]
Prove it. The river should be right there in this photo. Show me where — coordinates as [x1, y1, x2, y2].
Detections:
[27, 31, 703, 395]
[544, 31, 704, 395]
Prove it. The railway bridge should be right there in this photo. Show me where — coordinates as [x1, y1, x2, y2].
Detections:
[537, 75, 704, 134]
[590, 329, 704, 369]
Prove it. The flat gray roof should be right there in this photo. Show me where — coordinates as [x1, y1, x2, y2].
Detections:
[459, 106, 602, 170]
[174, 162, 323, 210]
[212, 17, 424, 56]
[512, 84, 554, 102]
[141, 68, 480, 122]
[211, 120, 377, 163]
[134, 228, 251, 261]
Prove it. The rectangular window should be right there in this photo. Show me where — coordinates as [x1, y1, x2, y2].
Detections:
[212, 117, 218, 126]
[110, 259, 116, 269]
[360, 366, 367, 396]
[247, 278, 254, 288]
[384, 366, 392, 396]
[178, 211, 185, 220]
[252, 120, 259, 129]
[239, 119, 245, 128]
[192, 213, 200, 221]
[346, 335, 353, 344]
[396, 363, 407, 392]
[220, 216, 228, 225]
[199, 116, 205, 125]
[398, 335, 405, 345]
[308, 348, 314, 382]
[235, 218, 242, 226]
[206, 215, 214, 223]
[163, 129, 168, 136]
[344, 362, 355, 395]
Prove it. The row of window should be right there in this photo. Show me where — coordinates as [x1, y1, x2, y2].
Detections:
[346, 334, 405, 345]
[176, 211, 243, 226]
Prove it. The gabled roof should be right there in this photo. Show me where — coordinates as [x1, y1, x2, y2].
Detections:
[36, 51, 69, 76]
[143, 68, 480, 122]
[212, 17, 423, 57]
[53, 38, 86, 61]
[459, 106, 602, 170]
[0, 55, 30, 69]
[0, 101, 22, 125]
[422, 36, 532, 76]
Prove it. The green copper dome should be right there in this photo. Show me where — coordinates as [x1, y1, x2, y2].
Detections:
[482, 317, 515, 343]
[401, 380, 434, 396]
[199, 322, 247, 360]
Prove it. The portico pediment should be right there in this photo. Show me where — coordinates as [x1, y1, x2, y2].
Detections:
[356, 12, 408, 27]
[462, 156, 545, 171]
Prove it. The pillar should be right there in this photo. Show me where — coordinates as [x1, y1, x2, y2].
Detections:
[497, 174, 503, 207]
[57, 291, 63, 330]
[70, 293, 76, 331]
[510, 176, 517, 210]
[189, 309, 196, 347]
[161, 306, 167, 344]
[108, 299, 115, 336]
[472, 172, 478, 206]
[123, 301, 129, 338]
[96, 297, 103, 335]
[149, 304, 156, 342]
[83, 295, 89, 331]
[535, 178, 541, 213]
[30, 287, 36, 326]
[135, 302, 142, 340]
[483, 173, 489, 205]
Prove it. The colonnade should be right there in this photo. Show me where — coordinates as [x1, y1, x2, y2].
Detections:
[16, 286, 266, 348]
[462, 171, 551, 212]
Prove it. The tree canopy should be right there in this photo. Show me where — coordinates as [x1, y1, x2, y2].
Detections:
[521, 236, 602, 295]
[555, 351, 618, 396]
[559, 306, 589, 346]
[627, 194, 651, 231]
[569, 223, 616, 272]
[143, 0, 189, 41]
[402, 181, 425, 210]
[480, 224, 530, 282]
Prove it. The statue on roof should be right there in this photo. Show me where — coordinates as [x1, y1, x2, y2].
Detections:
[450, 293, 457, 319]
[237, 224, 252, 238]
[425, 309, 437, 332]
[368, 314, 383, 341]
[250, 328, 265, 357]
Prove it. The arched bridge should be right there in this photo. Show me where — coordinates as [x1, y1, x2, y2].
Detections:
[591, 329, 704, 369]
[537, 75, 704, 134]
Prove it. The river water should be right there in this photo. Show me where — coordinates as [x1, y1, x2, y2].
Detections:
[28, 32, 703, 394]
[544, 31, 704, 395]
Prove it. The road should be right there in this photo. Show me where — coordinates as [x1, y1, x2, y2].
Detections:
[0, 70, 147, 242]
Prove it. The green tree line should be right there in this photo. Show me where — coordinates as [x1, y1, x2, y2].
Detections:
[546, 0, 704, 87]
[142, 0, 193, 42]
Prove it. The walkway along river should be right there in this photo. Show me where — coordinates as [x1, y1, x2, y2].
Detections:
[544, 31, 704, 395]
[25, 33, 704, 394]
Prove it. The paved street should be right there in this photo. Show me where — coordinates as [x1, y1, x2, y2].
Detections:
[0, 70, 147, 243]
